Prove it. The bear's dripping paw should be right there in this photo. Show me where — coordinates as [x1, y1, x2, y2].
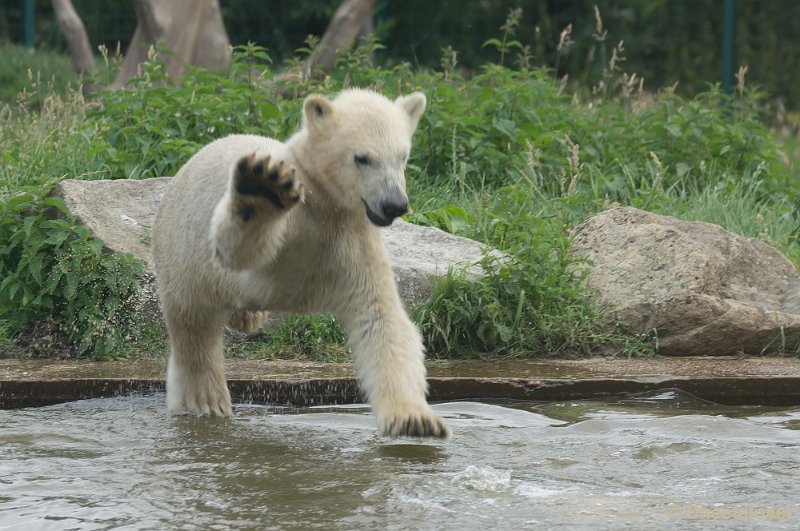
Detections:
[168, 387, 233, 417]
[167, 358, 233, 417]
[233, 153, 304, 214]
[378, 405, 452, 439]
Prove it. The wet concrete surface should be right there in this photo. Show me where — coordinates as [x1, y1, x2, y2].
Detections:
[1, 356, 799, 408]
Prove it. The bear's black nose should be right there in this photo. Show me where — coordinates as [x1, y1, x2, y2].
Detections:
[381, 199, 408, 220]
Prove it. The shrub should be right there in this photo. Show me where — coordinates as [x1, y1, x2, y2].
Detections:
[0, 188, 147, 357]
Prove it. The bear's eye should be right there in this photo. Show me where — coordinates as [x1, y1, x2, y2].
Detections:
[354, 154, 370, 167]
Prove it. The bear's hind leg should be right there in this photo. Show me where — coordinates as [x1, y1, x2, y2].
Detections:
[226, 310, 270, 334]
[165, 307, 231, 417]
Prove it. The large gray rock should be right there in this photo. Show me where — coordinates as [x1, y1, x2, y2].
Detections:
[53, 178, 490, 316]
[571, 206, 800, 356]
[55, 178, 170, 264]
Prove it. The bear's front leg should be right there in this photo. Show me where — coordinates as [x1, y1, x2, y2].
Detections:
[211, 152, 305, 271]
[342, 303, 452, 439]
[164, 307, 231, 417]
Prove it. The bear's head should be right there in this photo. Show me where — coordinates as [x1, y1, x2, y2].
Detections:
[297, 89, 426, 227]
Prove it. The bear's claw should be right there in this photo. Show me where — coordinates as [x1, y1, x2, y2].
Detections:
[379, 409, 452, 439]
[167, 376, 233, 417]
[234, 153, 304, 211]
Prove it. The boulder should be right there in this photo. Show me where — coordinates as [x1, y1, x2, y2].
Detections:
[55, 178, 169, 264]
[571, 206, 800, 356]
[53, 178, 491, 320]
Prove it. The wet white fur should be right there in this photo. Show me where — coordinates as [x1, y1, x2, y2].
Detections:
[152, 89, 450, 437]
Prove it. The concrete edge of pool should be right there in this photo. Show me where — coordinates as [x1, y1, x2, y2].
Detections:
[1, 356, 799, 408]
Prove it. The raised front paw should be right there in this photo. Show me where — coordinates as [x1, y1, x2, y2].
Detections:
[233, 153, 304, 218]
[378, 404, 452, 439]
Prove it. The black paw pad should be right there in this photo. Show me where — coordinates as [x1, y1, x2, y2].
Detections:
[233, 153, 301, 212]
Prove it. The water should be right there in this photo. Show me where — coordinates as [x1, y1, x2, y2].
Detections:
[1, 390, 798, 530]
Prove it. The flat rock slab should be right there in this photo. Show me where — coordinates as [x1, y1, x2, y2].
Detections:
[2, 357, 799, 408]
[53, 178, 491, 308]
[571, 207, 800, 356]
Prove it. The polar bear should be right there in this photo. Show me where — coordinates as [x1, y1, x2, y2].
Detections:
[151, 88, 451, 438]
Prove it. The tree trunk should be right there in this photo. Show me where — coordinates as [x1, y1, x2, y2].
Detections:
[112, 0, 231, 89]
[51, 0, 96, 93]
[192, 0, 231, 70]
[301, 0, 375, 78]
[53, 0, 372, 95]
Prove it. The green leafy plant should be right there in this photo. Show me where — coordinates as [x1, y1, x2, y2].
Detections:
[89, 44, 293, 180]
[0, 187, 148, 357]
[483, 7, 524, 67]
[2, 9, 799, 359]
[406, 204, 473, 235]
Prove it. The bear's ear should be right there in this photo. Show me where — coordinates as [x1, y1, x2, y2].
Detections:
[303, 94, 334, 131]
[396, 92, 426, 130]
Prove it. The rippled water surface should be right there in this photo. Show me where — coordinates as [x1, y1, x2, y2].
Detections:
[1, 391, 799, 530]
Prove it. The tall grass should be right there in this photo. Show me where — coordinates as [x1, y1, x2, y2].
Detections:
[0, 42, 76, 107]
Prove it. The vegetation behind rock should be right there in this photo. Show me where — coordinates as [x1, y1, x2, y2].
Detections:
[1, 11, 798, 359]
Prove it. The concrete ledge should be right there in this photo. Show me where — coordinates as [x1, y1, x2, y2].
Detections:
[2, 357, 799, 409]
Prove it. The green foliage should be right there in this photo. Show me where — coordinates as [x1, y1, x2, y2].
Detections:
[483, 7, 525, 67]
[0, 42, 76, 107]
[415, 226, 600, 358]
[0, 82, 110, 195]
[406, 205, 472, 235]
[2, 18, 799, 359]
[224, 313, 348, 362]
[89, 44, 298, 180]
[0, 50, 150, 359]
[0, 187, 147, 357]
[380, 0, 800, 109]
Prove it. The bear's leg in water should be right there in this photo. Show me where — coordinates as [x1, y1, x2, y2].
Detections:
[164, 304, 232, 417]
[339, 294, 452, 439]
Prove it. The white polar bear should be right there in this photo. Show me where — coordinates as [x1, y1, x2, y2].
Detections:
[151, 88, 451, 438]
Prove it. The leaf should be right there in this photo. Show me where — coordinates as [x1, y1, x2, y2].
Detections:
[44, 266, 65, 295]
[439, 205, 473, 234]
[1, 276, 19, 303]
[664, 124, 682, 137]
[64, 266, 81, 301]
[28, 255, 44, 285]
[39, 218, 73, 230]
[45, 230, 70, 247]
[12, 191, 39, 207]
[42, 196, 71, 215]
[492, 117, 518, 140]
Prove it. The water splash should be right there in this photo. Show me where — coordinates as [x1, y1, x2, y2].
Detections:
[452, 465, 512, 492]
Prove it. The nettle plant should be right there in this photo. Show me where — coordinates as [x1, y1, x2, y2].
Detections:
[90, 44, 303, 181]
[0, 189, 146, 356]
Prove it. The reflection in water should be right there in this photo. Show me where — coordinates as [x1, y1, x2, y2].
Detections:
[1, 391, 798, 530]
